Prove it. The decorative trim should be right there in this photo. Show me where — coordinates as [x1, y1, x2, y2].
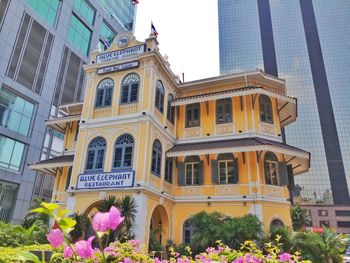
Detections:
[172, 87, 295, 106]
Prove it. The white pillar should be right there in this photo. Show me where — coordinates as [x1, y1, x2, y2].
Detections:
[132, 194, 149, 243]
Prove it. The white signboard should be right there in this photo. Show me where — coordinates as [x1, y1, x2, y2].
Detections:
[76, 171, 135, 189]
[97, 61, 139, 75]
[96, 44, 146, 64]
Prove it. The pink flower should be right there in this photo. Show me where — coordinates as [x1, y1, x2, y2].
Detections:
[279, 253, 292, 262]
[46, 229, 64, 248]
[108, 206, 124, 230]
[92, 206, 124, 232]
[63, 246, 74, 258]
[75, 236, 95, 258]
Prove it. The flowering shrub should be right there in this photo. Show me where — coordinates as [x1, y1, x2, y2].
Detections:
[17, 202, 311, 263]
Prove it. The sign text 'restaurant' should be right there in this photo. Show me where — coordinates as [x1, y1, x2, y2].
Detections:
[76, 171, 134, 189]
[96, 44, 146, 64]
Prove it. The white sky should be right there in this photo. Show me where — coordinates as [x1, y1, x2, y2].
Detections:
[134, 0, 219, 82]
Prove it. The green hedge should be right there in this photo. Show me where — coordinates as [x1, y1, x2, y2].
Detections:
[0, 244, 52, 263]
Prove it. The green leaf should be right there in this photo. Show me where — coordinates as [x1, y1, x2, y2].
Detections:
[58, 209, 71, 217]
[31, 208, 51, 216]
[58, 218, 76, 234]
[18, 252, 41, 263]
[41, 202, 59, 211]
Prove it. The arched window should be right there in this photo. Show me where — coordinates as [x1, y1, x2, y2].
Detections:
[95, 78, 113, 107]
[186, 103, 200, 127]
[183, 219, 195, 244]
[217, 153, 237, 184]
[113, 134, 134, 169]
[270, 218, 284, 230]
[120, 73, 140, 104]
[216, 98, 232, 123]
[151, 139, 162, 176]
[264, 152, 278, 185]
[85, 137, 106, 171]
[155, 80, 165, 113]
[167, 94, 175, 124]
[185, 156, 200, 185]
[259, 94, 273, 124]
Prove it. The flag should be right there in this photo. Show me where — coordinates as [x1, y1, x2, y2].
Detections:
[103, 38, 111, 49]
[151, 21, 158, 38]
[132, 0, 139, 5]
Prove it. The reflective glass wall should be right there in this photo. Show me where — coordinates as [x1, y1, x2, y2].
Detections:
[218, 0, 350, 204]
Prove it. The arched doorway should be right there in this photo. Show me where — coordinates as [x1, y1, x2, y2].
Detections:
[270, 218, 284, 230]
[149, 205, 169, 254]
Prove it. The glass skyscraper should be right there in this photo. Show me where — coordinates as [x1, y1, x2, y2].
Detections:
[218, 0, 350, 207]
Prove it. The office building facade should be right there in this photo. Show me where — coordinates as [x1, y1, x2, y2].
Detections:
[0, 0, 136, 223]
[218, 0, 350, 230]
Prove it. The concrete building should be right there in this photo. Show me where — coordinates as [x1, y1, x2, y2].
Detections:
[0, 0, 136, 223]
[218, 0, 350, 231]
[30, 32, 310, 246]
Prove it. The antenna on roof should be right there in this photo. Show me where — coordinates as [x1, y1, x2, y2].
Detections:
[182, 72, 185, 83]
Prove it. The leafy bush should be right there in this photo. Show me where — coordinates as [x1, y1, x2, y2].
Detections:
[0, 244, 51, 263]
[290, 206, 311, 231]
[188, 211, 262, 253]
[0, 220, 48, 247]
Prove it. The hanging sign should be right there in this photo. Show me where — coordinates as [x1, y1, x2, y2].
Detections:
[97, 61, 139, 75]
[76, 171, 135, 189]
[96, 44, 146, 64]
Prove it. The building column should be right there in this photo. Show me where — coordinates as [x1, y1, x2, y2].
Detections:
[132, 194, 149, 243]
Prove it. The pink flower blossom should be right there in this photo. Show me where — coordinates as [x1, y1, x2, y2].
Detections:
[63, 246, 74, 258]
[75, 236, 95, 258]
[92, 206, 124, 232]
[279, 253, 292, 262]
[46, 228, 64, 248]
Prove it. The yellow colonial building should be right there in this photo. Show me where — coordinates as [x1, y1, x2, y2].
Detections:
[30, 32, 310, 247]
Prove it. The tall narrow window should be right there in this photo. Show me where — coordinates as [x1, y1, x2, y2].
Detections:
[151, 139, 162, 176]
[217, 153, 237, 184]
[185, 156, 200, 185]
[155, 80, 164, 113]
[0, 86, 34, 136]
[183, 220, 195, 244]
[7, 14, 54, 94]
[167, 94, 175, 124]
[186, 103, 200, 127]
[67, 14, 92, 55]
[95, 78, 113, 107]
[264, 152, 278, 185]
[85, 137, 106, 172]
[216, 98, 232, 123]
[259, 95, 273, 124]
[113, 134, 134, 169]
[0, 0, 10, 29]
[165, 158, 173, 183]
[73, 0, 95, 25]
[121, 73, 140, 104]
[0, 135, 25, 172]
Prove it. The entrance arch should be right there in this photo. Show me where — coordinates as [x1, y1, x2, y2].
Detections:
[149, 205, 170, 250]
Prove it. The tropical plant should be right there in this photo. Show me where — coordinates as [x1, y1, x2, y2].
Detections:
[22, 198, 49, 228]
[69, 213, 90, 242]
[189, 211, 224, 253]
[222, 214, 263, 249]
[293, 227, 347, 263]
[188, 211, 263, 253]
[0, 220, 48, 247]
[290, 205, 311, 231]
